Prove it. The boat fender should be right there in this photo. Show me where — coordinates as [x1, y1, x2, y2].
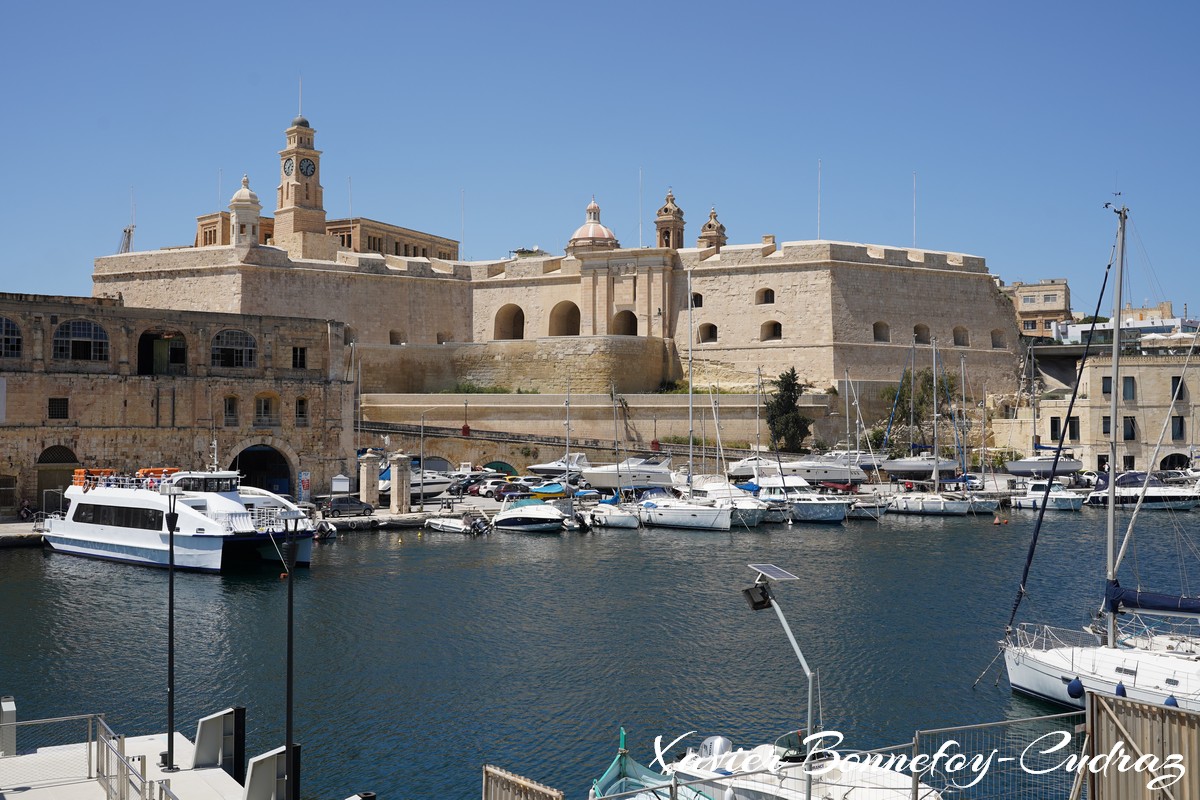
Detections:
[83, 482, 90, 493]
[1115, 682, 1127, 697]
[1067, 677, 1085, 699]
[723, 787, 735, 800]
[1165, 695, 1179, 707]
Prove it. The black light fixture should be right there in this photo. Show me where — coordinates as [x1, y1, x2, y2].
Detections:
[159, 482, 185, 772]
[742, 583, 773, 611]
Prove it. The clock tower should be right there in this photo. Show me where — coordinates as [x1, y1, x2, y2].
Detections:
[273, 115, 326, 243]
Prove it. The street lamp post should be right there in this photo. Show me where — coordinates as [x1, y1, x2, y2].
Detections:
[742, 563, 813, 800]
[158, 482, 184, 772]
[279, 509, 305, 800]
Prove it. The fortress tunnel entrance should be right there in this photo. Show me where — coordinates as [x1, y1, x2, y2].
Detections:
[230, 445, 291, 494]
[494, 305, 526, 340]
[137, 330, 188, 376]
[549, 302, 581, 336]
[37, 445, 80, 513]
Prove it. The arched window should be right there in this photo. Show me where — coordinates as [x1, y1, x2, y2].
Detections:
[549, 301, 581, 336]
[1, 316, 21, 358]
[698, 323, 718, 343]
[760, 321, 782, 341]
[755, 288, 775, 305]
[494, 304, 525, 340]
[53, 319, 109, 361]
[872, 321, 890, 343]
[611, 310, 638, 336]
[913, 324, 931, 345]
[691, 292, 703, 309]
[211, 329, 256, 367]
[991, 329, 1006, 349]
[953, 326, 970, 347]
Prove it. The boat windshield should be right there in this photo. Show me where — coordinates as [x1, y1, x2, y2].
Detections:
[772, 730, 806, 763]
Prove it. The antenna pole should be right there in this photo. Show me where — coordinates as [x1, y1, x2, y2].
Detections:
[912, 171, 917, 247]
[816, 158, 821, 240]
[460, 189, 465, 260]
[347, 177, 353, 220]
[638, 167, 643, 248]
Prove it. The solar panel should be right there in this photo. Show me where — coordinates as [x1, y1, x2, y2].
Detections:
[748, 563, 799, 582]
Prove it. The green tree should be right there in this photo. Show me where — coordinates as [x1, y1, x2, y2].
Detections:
[878, 368, 959, 452]
[765, 368, 813, 452]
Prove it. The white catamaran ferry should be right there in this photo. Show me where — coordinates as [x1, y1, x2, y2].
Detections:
[42, 467, 315, 573]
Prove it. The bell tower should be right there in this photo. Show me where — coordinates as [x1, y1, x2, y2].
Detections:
[654, 189, 685, 249]
[273, 115, 326, 242]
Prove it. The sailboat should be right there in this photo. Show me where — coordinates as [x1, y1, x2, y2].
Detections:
[888, 341, 971, 516]
[1003, 205, 1200, 711]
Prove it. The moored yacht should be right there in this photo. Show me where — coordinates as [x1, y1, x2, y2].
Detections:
[527, 452, 592, 478]
[751, 474, 847, 523]
[1004, 452, 1083, 478]
[583, 455, 674, 490]
[1011, 479, 1085, 511]
[1084, 471, 1200, 510]
[42, 467, 315, 572]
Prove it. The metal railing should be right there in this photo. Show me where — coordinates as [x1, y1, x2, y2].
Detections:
[95, 717, 184, 800]
[1011, 623, 1104, 652]
[0, 713, 97, 790]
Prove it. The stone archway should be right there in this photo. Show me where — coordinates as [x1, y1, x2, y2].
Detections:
[548, 302, 581, 336]
[228, 443, 293, 494]
[36, 445, 80, 512]
[611, 310, 638, 336]
[494, 305, 526, 340]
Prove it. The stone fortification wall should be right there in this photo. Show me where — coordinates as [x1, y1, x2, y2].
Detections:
[356, 337, 675, 394]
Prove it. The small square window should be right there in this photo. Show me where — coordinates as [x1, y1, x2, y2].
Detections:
[48, 397, 69, 419]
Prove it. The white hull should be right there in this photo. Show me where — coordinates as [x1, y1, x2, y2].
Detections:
[637, 500, 732, 530]
[44, 473, 314, 572]
[1085, 487, 1199, 510]
[880, 455, 959, 480]
[583, 456, 674, 490]
[727, 456, 867, 484]
[492, 499, 567, 533]
[1012, 495, 1085, 511]
[1004, 625, 1200, 712]
[788, 496, 848, 523]
[1005, 456, 1083, 477]
[585, 504, 641, 529]
[847, 499, 890, 520]
[527, 453, 591, 478]
[888, 493, 971, 516]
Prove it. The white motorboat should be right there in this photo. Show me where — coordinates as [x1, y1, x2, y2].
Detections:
[1083, 471, 1200, 510]
[424, 513, 490, 535]
[1004, 206, 1200, 712]
[665, 730, 942, 800]
[379, 465, 453, 499]
[1011, 480, 1084, 511]
[583, 502, 641, 529]
[527, 452, 591, 478]
[491, 497, 567, 533]
[583, 455, 675, 490]
[1004, 453, 1084, 477]
[683, 474, 769, 527]
[726, 455, 868, 484]
[635, 491, 732, 531]
[42, 467, 315, 573]
[816, 448, 884, 472]
[752, 475, 847, 523]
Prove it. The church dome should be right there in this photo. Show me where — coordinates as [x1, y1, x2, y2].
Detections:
[568, 197, 619, 252]
[292, 115, 311, 128]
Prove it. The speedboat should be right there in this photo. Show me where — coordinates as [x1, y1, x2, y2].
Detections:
[727, 455, 868, 484]
[664, 730, 942, 800]
[43, 467, 315, 572]
[424, 514, 490, 535]
[491, 497, 567, 533]
[379, 465, 453, 499]
[1004, 453, 1083, 478]
[1011, 480, 1084, 511]
[527, 452, 591, 478]
[1084, 472, 1200, 510]
[583, 455, 675, 490]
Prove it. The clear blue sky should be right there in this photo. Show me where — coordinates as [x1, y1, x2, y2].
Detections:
[2, 1, 1195, 318]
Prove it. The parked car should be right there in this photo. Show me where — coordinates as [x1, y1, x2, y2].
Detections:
[321, 496, 375, 517]
[494, 482, 531, 500]
[1078, 470, 1100, 488]
[477, 478, 512, 499]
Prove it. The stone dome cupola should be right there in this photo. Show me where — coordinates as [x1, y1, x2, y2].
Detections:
[567, 196, 620, 254]
[655, 188, 685, 249]
[229, 174, 262, 248]
[697, 206, 727, 251]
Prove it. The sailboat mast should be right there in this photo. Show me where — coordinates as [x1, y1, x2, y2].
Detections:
[687, 268, 695, 491]
[844, 368, 852, 482]
[1106, 205, 1128, 648]
[960, 353, 969, 477]
[932, 340, 939, 492]
[565, 376, 572, 515]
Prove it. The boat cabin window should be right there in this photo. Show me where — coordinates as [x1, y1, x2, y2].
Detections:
[72, 503, 165, 531]
[174, 476, 238, 492]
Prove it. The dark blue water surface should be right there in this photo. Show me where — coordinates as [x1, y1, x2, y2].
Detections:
[2, 509, 1197, 798]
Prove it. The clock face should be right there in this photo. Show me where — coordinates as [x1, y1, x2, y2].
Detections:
[283, 158, 294, 176]
[299, 158, 315, 177]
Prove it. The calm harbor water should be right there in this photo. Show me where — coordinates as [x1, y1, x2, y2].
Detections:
[2, 509, 1197, 798]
